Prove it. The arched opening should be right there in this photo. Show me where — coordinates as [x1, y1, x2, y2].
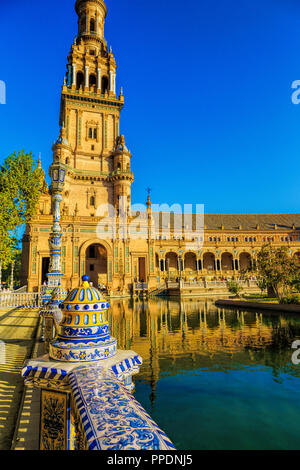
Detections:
[101, 76, 109, 94]
[89, 74, 97, 88]
[90, 18, 95, 32]
[203, 252, 216, 271]
[85, 244, 107, 288]
[80, 17, 86, 34]
[155, 253, 159, 269]
[221, 253, 233, 271]
[239, 252, 252, 271]
[165, 252, 178, 280]
[117, 162, 121, 170]
[184, 252, 197, 271]
[76, 71, 84, 90]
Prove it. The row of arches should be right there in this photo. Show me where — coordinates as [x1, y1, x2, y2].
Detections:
[156, 252, 254, 272]
[76, 72, 109, 93]
[157, 250, 300, 273]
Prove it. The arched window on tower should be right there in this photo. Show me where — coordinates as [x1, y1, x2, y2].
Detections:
[80, 17, 86, 34]
[101, 76, 109, 94]
[90, 196, 95, 207]
[76, 71, 84, 90]
[90, 18, 95, 32]
[89, 74, 97, 88]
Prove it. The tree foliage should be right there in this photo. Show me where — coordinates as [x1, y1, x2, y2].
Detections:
[256, 244, 300, 301]
[227, 280, 243, 297]
[0, 150, 43, 268]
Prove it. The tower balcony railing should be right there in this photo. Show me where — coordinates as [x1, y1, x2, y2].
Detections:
[111, 169, 134, 178]
[79, 31, 107, 47]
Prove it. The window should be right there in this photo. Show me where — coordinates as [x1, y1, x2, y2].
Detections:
[89, 246, 96, 258]
[101, 76, 109, 94]
[88, 128, 97, 140]
[80, 18, 85, 34]
[90, 264, 95, 272]
[90, 196, 95, 207]
[90, 18, 95, 32]
[76, 71, 84, 90]
[89, 74, 97, 87]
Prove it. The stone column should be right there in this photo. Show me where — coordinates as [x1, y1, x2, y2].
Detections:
[67, 65, 72, 87]
[97, 67, 101, 91]
[72, 64, 76, 88]
[85, 66, 89, 89]
[109, 71, 116, 94]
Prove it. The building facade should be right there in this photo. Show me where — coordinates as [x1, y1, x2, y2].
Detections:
[21, 0, 300, 295]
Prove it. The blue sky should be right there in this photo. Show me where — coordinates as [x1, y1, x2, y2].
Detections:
[0, 0, 300, 214]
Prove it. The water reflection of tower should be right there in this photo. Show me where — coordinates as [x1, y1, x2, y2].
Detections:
[147, 301, 160, 411]
[179, 301, 188, 347]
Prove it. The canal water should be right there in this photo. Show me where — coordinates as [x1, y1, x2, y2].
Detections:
[108, 297, 300, 450]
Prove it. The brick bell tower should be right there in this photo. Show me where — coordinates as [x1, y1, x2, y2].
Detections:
[22, 0, 142, 294]
[56, 0, 134, 218]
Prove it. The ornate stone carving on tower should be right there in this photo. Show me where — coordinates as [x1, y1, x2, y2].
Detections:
[56, 0, 133, 220]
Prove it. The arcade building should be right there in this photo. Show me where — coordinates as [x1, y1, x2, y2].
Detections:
[21, 0, 300, 296]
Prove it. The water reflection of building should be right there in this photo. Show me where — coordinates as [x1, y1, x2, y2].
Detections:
[108, 299, 300, 407]
[109, 299, 276, 359]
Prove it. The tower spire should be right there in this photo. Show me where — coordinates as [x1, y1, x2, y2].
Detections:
[75, 0, 108, 42]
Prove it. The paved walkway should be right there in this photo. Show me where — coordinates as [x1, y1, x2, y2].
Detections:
[0, 308, 40, 450]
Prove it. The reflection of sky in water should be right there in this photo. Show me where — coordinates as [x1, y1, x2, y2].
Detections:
[109, 298, 300, 450]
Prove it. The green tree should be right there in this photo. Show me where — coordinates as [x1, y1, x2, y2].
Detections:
[256, 244, 299, 301]
[227, 280, 243, 298]
[256, 276, 267, 295]
[0, 151, 43, 288]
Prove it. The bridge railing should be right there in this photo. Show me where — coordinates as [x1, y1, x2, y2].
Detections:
[22, 361, 176, 450]
[68, 365, 176, 450]
[134, 282, 148, 291]
[0, 292, 41, 309]
[168, 280, 259, 289]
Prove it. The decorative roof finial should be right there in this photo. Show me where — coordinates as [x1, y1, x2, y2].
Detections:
[146, 187, 152, 208]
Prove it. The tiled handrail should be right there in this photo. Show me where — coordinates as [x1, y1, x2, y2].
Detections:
[69, 365, 176, 451]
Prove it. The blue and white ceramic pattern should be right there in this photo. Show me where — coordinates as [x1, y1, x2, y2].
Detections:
[40, 283, 68, 324]
[69, 365, 176, 450]
[49, 275, 117, 363]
